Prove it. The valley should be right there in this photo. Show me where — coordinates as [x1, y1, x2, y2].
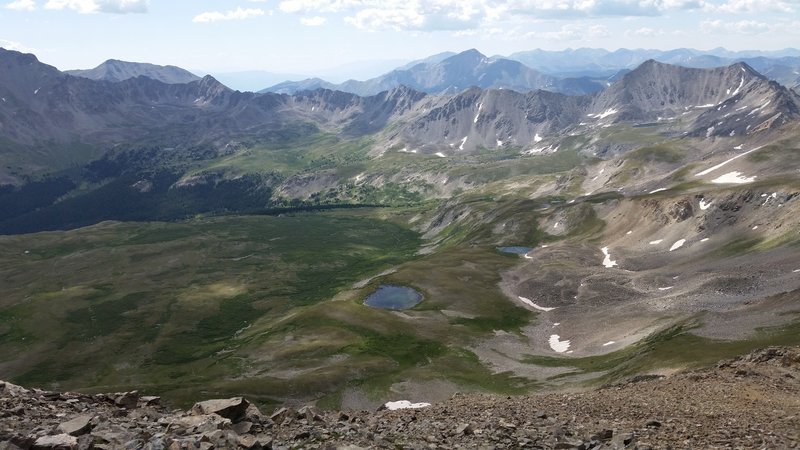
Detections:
[0, 47, 799, 414]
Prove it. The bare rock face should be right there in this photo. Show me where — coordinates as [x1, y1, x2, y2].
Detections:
[191, 397, 250, 423]
[668, 198, 694, 222]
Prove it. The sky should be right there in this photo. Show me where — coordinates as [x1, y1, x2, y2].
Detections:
[1, 0, 799, 77]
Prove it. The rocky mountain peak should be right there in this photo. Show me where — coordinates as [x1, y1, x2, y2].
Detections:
[66, 58, 201, 84]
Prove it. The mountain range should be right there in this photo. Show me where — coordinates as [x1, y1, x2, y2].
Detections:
[3, 48, 796, 163]
[1, 46, 799, 414]
[260, 47, 800, 97]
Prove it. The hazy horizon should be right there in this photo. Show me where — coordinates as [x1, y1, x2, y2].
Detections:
[2, 0, 799, 75]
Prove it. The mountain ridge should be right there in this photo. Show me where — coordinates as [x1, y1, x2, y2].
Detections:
[66, 59, 201, 84]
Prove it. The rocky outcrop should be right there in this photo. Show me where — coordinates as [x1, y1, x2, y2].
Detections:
[1, 347, 798, 449]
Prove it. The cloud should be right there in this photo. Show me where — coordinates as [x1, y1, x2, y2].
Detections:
[627, 26, 665, 37]
[525, 23, 610, 41]
[344, 1, 484, 32]
[700, 19, 772, 34]
[44, 0, 148, 14]
[300, 15, 326, 25]
[278, 0, 357, 14]
[193, 7, 265, 23]
[275, 0, 713, 33]
[711, 0, 794, 14]
[5, 0, 36, 11]
[0, 38, 36, 52]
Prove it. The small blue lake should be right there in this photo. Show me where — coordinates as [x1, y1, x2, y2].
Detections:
[364, 285, 423, 310]
[497, 246, 533, 255]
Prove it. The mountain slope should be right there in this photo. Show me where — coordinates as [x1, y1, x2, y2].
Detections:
[587, 60, 800, 137]
[66, 59, 201, 84]
[383, 87, 589, 153]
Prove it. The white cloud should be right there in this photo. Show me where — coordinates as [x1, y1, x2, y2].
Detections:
[627, 26, 665, 36]
[344, 1, 485, 31]
[193, 7, 265, 23]
[525, 23, 610, 41]
[300, 15, 327, 25]
[712, 0, 794, 14]
[274, 0, 713, 33]
[278, 0, 360, 14]
[44, 0, 148, 14]
[5, 0, 36, 11]
[0, 38, 36, 52]
[701, 19, 772, 34]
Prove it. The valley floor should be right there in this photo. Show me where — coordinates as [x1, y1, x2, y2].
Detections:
[1, 346, 798, 449]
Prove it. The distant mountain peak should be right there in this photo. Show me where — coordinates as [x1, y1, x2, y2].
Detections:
[66, 59, 200, 84]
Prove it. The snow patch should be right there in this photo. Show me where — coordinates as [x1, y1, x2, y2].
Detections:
[711, 171, 756, 184]
[458, 136, 468, 151]
[747, 100, 771, 116]
[626, 230, 632, 235]
[33, 88, 40, 95]
[384, 401, 431, 411]
[549, 335, 571, 353]
[731, 76, 744, 97]
[518, 296, 555, 312]
[700, 238, 709, 242]
[588, 108, 618, 119]
[496, 139, 503, 147]
[752, 225, 759, 230]
[602, 341, 616, 346]
[601, 247, 617, 268]
[669, 239, 686, 251]
[658, 286, 674, 291]
[534, 133, 543, 143]
[695, 146, 763, 177]
[649, 240, 663, 245]
[434, 152, 446, 158]
[473, 102, 482, 123]
[699, 199, 713, 210]
[649, 188, 667, 194]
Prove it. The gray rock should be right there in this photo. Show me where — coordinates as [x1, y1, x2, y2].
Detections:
[269, 407, 292, 424]
[57, 415, 93, 436]
[0, 380, 29, 397]
[455, 423, 473, 435]
[139, 396, 161, 407]
[32, 434, 78, 450]
[114, 391, 140, 409]
[191, 397, 250, 423]
[231, 421, 253, 435]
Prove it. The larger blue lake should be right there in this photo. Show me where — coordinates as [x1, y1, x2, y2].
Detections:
[497, 246, 533, 254]
[364, 285, 423, 310]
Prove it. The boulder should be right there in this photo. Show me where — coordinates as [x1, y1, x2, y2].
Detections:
[268, 407, 292, 424]
[139, 396, 161, 407]
[32, 434, 77, 450]
[114, 391, 140, 409]
[57, 415, 93, 436]
[191, 397, 250, 423]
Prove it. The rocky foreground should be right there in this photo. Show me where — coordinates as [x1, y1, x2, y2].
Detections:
[1, 347, 799, 450]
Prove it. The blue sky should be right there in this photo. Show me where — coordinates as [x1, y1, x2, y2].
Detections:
[1, 0, 798, 76]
